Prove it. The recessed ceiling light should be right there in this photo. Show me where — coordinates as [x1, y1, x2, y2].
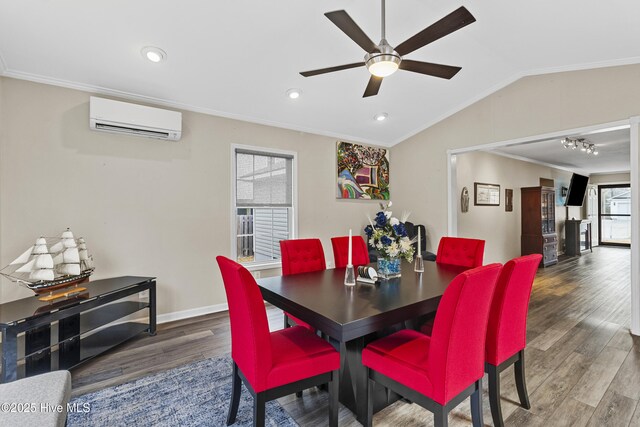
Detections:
[286, 88, 302, 99]
[374, 113, 388, 122]
[141, 46, 167, 63]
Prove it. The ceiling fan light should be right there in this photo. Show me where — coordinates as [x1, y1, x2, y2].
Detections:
[368, 59, 400, 77]
[365, 49, 402, 78]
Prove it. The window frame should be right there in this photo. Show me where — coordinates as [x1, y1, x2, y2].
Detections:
[230, 144, 298, 270]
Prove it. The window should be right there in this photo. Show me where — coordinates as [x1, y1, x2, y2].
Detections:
[598, 184, 631, 246]
[232, 146, 296, 267]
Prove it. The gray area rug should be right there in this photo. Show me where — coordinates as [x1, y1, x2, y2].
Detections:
[68, 355, 298, 426]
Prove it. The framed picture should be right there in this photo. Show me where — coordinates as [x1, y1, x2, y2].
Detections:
[474, 182, 500, 206]
[336, 141, 389, 200]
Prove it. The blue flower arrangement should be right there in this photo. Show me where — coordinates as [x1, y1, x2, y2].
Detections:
[365, 202, 415, 262]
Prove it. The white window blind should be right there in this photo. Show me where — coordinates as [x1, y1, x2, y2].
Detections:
[236, 149, 293, 208]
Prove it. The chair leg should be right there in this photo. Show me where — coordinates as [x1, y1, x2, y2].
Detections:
[283, 313, 291, 329]
[487, 363, 504, 427]
[227, 362, 241, 426]
[434, 406, 448, 427]
[515, 350, 531, 410]
[329, 369, 339, 427]
[365, 372, 374, 427]
[253, 392, 266, 427]
[470, 379, 483, 427]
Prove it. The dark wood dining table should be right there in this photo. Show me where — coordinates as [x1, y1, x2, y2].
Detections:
[256, 260, 467, 423]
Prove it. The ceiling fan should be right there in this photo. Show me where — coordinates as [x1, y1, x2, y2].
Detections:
[300, 1, 476, 97]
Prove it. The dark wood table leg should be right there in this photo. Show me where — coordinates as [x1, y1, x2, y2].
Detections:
[338, 335, 402, 423]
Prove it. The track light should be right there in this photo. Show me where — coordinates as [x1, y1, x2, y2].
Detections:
[560, 137, 599, 156]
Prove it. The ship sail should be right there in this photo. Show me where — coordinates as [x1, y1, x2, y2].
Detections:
[34, 254, 54, 269]
[49, 241, 64, 253]
[33, 243, 49, 254]
[9, 247, 33, 265]
[63, 248, 80, 263]
[53, 253, 64, 265]
[15, 259, 35, 273]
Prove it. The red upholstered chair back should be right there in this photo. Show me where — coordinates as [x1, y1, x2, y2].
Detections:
[331, 236, 370, 268]
[486, 254, 541, 365]
[216, 256, 272, 391]
[428, 263, 502, 404]
[436, 237, 485, 268]
[280, 238, 326, 276]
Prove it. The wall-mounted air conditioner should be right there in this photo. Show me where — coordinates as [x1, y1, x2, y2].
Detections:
[89, 96, 182, 141]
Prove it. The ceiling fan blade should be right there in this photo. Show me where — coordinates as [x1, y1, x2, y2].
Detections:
[399, 60, 461, 79]
[395, 6, 476, 56]
[300, 62, 365, 77]
[363, 76, 383, 98]
[325, 10, 379, 53]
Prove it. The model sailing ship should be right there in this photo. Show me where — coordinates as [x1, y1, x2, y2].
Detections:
[0, 228, 95, 300]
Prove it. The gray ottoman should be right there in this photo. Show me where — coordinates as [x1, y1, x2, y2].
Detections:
[0, 371, 71, 427]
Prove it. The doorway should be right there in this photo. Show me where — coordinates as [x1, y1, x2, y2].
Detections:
[598, 184, 631, 246]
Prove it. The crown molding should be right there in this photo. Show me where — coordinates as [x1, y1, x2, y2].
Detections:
[0, 68, 393, 148]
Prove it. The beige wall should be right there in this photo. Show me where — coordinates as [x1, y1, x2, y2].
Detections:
[0, 77, 375, 315]
[590, 172, 631, 185]
[392, 64, 640, 254]
[456, 152, 580, 263]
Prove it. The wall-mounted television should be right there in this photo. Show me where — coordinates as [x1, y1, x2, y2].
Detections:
[564, 173, 589, 206]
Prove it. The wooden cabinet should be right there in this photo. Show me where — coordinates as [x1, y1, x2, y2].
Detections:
[521, 186, 558, 266]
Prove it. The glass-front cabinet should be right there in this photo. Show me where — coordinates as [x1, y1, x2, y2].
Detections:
[522, 186, 557, 267]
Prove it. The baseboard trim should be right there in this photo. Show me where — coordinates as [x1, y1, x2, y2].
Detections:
[157, 302, 229, 324]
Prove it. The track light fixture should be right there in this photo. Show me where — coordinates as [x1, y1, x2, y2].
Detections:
[560, 137, 599, 155]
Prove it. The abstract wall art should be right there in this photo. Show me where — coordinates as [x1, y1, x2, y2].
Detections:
[336, 141, 390, 200]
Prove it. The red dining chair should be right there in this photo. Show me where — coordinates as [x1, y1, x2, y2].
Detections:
[279, 238, 326, 331]
[436, 237, 485, 268]
[485, 254, 541, 427]
[216, 256, 340, 427]
[331, 235, 370, 268]
[362, 263, 502, 427]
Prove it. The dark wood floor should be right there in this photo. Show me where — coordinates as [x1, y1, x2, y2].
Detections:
[71, 246, 639, 426]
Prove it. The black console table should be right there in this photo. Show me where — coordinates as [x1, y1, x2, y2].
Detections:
[0, 276, 156, 383]
[565, 219, 593, 256]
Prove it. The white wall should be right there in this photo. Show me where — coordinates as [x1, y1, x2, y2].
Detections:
[0, 77, 378, 316]
[456, 151, 579, 263]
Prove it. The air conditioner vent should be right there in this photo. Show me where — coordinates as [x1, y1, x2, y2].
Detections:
[95, 123, 170, 139]
[89, 97, 182, 141]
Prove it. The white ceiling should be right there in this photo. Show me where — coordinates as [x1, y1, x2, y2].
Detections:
[2, 1, 640, 146]
[490, 128, 631, 175]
